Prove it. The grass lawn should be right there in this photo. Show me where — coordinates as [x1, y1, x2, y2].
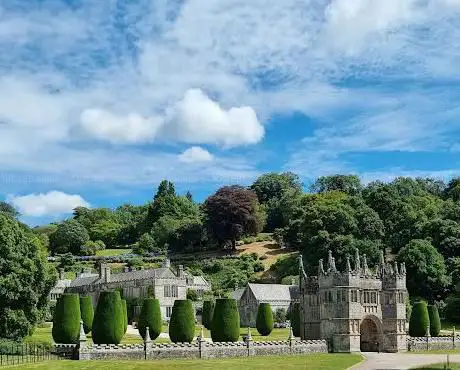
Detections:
[95, 249, 132, 257]
[1, 354, 361, 370]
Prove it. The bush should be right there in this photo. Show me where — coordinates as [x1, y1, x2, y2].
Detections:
[427, 305, 441, 337]
[445, 295, 460, 324]
[211, 298, 240, 342]
[169, 300, 195, 343]
[92, 291, 124, 344]
[186, 289, 198, 301]
[137, 298, 162, 341]
[256, 303, 274, 336]
[52, 294, 81, 344]
[290, 302, 300, 337]
[274, 308, 287, 323]
[122, 299, 128, 334]
[79, 296, 94, 334]
[409, 301, 430, 337]
[202, 300, 215, 330]
[253, 260, 265, 272]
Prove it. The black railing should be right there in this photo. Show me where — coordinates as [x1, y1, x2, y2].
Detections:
[0, 343, 60, 366]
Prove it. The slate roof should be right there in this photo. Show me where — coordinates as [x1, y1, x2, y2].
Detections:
[50, 279, 71, 292]
[232, 288, 245, 301]
[247, 283, 298, 302]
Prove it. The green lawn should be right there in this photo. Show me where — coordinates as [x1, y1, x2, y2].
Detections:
[1, 354, 361, 370]
[95, 249, 132, 257]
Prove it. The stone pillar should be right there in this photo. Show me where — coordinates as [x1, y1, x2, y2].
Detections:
[425, 325, 430, 351]
[288, 325, 295, 353]
[198, 326, 207, 359]
[77, 320, 87, 360]
[245, 327, 254, 357]
[453, 326, 456, 350]
[144, 326, 151, 360]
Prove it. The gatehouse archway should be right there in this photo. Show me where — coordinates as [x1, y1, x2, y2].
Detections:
[360, 315, 382, 352]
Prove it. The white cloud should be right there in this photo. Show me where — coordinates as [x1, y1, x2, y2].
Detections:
[178, 146, 214, 163]
[7, 191, 90, 217]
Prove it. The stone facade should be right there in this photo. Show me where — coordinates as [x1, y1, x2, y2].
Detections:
[64, 259, 210, 320]
[49, 269, 71, 301]
[299, 250, 407, 353]
[237, 283, 299, 327]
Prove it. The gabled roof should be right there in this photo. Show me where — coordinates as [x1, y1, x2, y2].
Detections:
[232, 288, 245, 301]
[247, 283, 298, 302]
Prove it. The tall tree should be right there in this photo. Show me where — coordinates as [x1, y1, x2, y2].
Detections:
[311, 175, 362, 196]
[0, 201, 19, 218]
[204, 186, 263, 250]
[444, 177, 460, 202]
[49, 219, 90, 255]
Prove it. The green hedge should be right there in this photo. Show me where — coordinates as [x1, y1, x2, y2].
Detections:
[202, 300, 215, 330]
[445, 295, 460, 324]
[52, 294, 81, 344]
[409, 301, 430, 337]
[137, 298, 162, 340]
[256, 303, 274, 336]
[211, 298, 240, 342]
[92, 291, 125, 344]
[428, 305, 441, 337]
[290, 302, 300, 337]
[122, 299, 128, 334]
[79, 296, 94, 334]
[169, 300, 195, 343]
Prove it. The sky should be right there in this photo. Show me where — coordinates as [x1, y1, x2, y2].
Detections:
[2, 0, 460, 225]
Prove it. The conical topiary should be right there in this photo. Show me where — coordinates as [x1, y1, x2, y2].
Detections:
[202, 300, 215, 330]
[169, 300, 195, 343]
[428, 305, 441, 337]
[211, 298, 240, 342]
[137, 298, 162, 340]
[92, 290, 125, 344]
[122, 299, 128, 334]
[409, 301, 430, 337]
[256, 303, 274, 336]
[79, 296, 94, 334]
[290, 302, 300, 337]
[52, 293, 81, 344]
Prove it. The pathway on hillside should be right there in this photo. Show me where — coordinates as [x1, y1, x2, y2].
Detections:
[352, 352, 460, 369]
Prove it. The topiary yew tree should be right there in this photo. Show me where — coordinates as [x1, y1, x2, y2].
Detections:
[256, 303, 274, 336]
[122, 299, 128, 334]
[0, 213, 56, 340]
[79, 296, 94, 334]
[409, 301, 430, 337]
[428, 305, 441, 337]
[290, 302, 301, 337]
[52, 293, 81, 343]
[211, 298, 240, 342]
[169, 300, 195, 343]
[202, 300, 215, 330]
[137, 298, 162, 340]
[92, 291, 125, 344]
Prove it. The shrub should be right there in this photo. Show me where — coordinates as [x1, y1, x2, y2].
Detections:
[79, 296, 94, 334]
[409, 301, 430, 337]
[122, 299, 128, 334]
[202, 300, 215, 330]
[290, 302, 300, 337]
[256, 303, 274, 336]
[137, 298, 162, 340]
[186, 289, 198, 301]
[52, 294, 81, 344]
[253, 260, 265, 272]
[169, 300, 195, 343]
[445, 295, 460, 324]
[211, 298, 240, 342]
[92, 290, 124, 344]
[428, 305, 441, 337]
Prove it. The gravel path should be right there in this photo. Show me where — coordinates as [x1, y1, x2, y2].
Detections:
[351, 352, 460, 369]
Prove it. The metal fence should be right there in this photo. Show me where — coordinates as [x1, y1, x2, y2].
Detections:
[0, 343, 60, 366]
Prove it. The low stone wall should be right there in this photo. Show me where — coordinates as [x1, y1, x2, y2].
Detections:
[76, 339, 328, 361]
[51, 344, 78, 359]
[408, 336, 460, 351]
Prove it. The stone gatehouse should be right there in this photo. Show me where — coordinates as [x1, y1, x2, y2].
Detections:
[299, 250, 407, 353]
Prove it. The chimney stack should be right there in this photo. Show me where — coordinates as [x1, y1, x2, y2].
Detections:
[178, 265, 184, 278]
[59, 268, 65, 280]
[99, 264, 111, 283]
[162, 258, 171, 268]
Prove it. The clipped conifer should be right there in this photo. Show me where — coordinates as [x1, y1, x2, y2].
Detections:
[409, 301, 430, 337]
[52, 293, 81, 344]
[256, 303, 274, 336]
[92, 290, 125, 344]
[202, 300, 215, 330]
[79, 296, 94, 334]
[290, 302, 301, 337]
[137, 298, 162, 340]
[122, 299, 128, 334]
[169, 300, 195, 343]
[211, 298, 240, 342]
[428, 305, 441, 337]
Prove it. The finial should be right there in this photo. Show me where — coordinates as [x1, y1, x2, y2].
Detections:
[354, 249, 361, 273]
[144, 326, 152, 344]
[288, 324, 294, 340]
[379, 250, 385, 266]
[328, 250, 334, 269]
[400, 262, 406, 275]
[362, 254, 369, 275]
[346, 256, 352, 272]
[318, 259, 325, 275]
[393, 261, 399, 275]
[247, 326, 252, 341]
[79, 320, 87, 343]
[331, 257, 337, 273]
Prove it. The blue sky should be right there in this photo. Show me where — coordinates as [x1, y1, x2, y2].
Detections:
[1, 0, 460, 225]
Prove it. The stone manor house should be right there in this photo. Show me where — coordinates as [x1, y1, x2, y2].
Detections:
[59, 259, 210, 320]
[299, 250, 407, 353]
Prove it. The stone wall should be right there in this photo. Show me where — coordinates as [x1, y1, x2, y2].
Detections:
[76, 339, 328, 361]
[408, 336, 460, 352]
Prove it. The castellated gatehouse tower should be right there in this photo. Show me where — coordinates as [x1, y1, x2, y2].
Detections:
[298, 250, 407, 353]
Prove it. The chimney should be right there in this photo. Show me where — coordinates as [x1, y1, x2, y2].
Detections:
[99, 264, 111, 283]
[59, 268, 65, 280]
[178, 265, 184, 278]
[162, 258, 171, 268]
